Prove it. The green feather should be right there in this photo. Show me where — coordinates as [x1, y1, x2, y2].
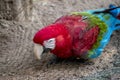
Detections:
[71, 12, 108, 57]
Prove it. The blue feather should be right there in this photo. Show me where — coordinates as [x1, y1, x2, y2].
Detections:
[86, 5, 120, 58]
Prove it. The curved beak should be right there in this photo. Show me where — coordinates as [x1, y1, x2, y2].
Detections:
[34, 43, 51, 60]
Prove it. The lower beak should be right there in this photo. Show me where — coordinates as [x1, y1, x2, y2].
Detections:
[42, 47, 51, 54]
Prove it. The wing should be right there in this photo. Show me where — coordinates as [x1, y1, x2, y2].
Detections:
[72, 26, 100, 56]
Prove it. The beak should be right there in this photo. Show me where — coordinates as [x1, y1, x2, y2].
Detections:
[42, 47, 51, 54]
[34, 43, 51, 60]
[34, 43, 44, 60]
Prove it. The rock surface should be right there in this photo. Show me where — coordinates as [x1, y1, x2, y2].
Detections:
[0, 0, 120, 80]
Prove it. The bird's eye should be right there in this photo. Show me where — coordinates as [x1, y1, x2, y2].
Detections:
[48, 39, 53, 43]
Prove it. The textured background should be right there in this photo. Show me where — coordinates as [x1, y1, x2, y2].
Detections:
[0, 0, 120, 80]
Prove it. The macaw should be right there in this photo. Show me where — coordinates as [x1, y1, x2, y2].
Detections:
[33, 4, 120, 61]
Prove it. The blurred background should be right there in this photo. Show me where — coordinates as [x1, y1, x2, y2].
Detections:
[0, 0, 120, 80]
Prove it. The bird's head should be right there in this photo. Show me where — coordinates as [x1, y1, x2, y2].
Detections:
[33, 23, 71, 59]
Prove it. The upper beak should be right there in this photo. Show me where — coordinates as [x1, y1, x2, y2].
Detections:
[34, 43, 50, 60]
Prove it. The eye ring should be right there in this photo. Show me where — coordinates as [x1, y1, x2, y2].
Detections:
[48, 39, 53, 43]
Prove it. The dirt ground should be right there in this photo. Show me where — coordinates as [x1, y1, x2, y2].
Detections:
[0, 0, 120, 80]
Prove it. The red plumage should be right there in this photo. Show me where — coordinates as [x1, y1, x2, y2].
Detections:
[33, 14, 100, 58]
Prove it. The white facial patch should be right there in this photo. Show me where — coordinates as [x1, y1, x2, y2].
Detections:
[43, 38, 56, 50]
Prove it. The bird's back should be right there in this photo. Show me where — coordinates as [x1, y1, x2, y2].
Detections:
[55, 14, 101, 57]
